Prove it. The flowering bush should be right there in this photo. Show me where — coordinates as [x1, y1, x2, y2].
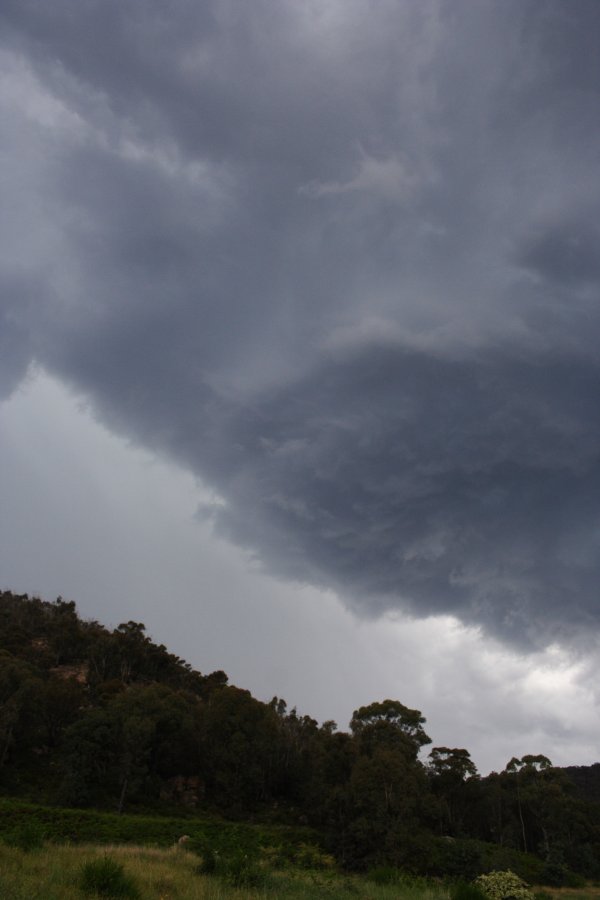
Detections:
[474, 870, 534, 900]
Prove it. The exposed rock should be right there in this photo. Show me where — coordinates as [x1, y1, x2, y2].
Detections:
[49, 662, 89, 683]
[160, 775, 204, 808]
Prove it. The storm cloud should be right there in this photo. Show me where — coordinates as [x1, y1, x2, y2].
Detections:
[2, 0, 600, 646]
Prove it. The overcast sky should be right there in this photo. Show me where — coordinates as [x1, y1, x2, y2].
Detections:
[1, 0, 600, 774]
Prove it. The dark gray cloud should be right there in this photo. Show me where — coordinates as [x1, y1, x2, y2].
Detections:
[518, 218, 600, 287]
[207, 346, 600, 646]
[2, 0, 600, 646]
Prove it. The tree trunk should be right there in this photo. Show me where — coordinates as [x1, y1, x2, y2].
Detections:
[516, 780, 527, 852]
[0, 724, 13, 768]
[118, 775, 128, 815]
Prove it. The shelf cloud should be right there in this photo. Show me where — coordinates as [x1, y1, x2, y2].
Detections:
[2, 0, 600, 648]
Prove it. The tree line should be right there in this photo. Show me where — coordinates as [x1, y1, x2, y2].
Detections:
[1, 590, 599, 880]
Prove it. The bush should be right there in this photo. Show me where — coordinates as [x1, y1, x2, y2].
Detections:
[540, 858, 568, 887]
[189, 835, 266, 889]
[452, 882, 488, 900]
[474, 870, 534, 900]
[432, 839, 482, 880]
[563, 870, 586, 888]
[221, 849, 266, 889]
[79, 856, 140, 898]
[260, 844, 285, 868]
[294, 842, 336, 870]
[189, 836, 219, 875]
[2, 821, 45, 852]
[367, 865, 403, 885]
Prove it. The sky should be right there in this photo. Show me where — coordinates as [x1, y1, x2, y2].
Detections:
[1, 0, 599, 774]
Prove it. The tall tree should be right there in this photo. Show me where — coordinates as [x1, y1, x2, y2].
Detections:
[350, 699, 431, 758]
[428, 747, 478, 835]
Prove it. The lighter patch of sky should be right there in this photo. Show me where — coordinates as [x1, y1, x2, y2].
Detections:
[301, 149, 434, 201]
[1, 369, 598, 774]
[0, 49, 86, 137]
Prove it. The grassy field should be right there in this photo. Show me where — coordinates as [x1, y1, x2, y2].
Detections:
[2, 841, 600, 900]
[0, 844, 600, 900]
[0, 799, 598, 900]
[0, 841, 452, 900]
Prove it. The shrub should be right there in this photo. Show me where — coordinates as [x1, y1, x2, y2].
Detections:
[452, 881, 488, 900]
[221, 849, 266, 889]
[563, 870, 586, 888]
[2, 820, 45, 852]
[79, 856, 140, 898]
[260, 844, 284, 868]
[199, 847, 219, 874]
[540, 858, 568, 887]
[189, 835, 266, 889]
[367, 866, 403, 885]
[294, 842, 336, 870]
[474, 870, 534, 900]
[187, 835, 220, 875]
[433, 839, 482, 880]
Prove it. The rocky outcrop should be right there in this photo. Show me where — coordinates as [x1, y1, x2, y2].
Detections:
[159, 775, 204, 808]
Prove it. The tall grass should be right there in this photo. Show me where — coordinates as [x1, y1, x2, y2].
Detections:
[3, 841, 597, 900]
[0, 841, 451, 899]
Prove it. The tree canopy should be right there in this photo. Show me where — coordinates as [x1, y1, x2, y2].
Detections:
[1, 589, 599, 881]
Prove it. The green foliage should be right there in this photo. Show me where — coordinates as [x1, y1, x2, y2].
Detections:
[562, 870, 587, 888]
[452, 881, 488, 900]
[2, 820, 45, 852]
[350, 699, 431, 757]
[505, 757, 552, 774]
[371, 836, 545, 884]
[79, 855, 140, 898]
[0, 796, 319, 862]
[474, 870, 534, 900]
[540, 858, 569, 887]
[0, 841, 453, 899]
[58, 682, 205, 811]
[190, 831, 334, 889]
[1, 590, 600, 884]
[188, 833, 267, 889]
[294, 841, 336, 869]
[429, 748, 478, 780]
[193, 838, 218, 874]
[426, 838, 483, 880]
[200, 685, 281, 811]
[365, 867, 438, 897]
[221, 848, 266, 888]
[428, 747, 479, 837]
[367, 865, 404, 884]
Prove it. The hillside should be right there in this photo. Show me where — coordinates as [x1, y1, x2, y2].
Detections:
[1, 589, 599, 881]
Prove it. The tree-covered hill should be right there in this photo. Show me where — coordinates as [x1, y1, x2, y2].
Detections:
[1, 589, 599, 881]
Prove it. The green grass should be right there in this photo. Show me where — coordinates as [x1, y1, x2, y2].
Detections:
[1, 798, 593, 898]
[0, 796, 317, 854]
[3, 840, 600, 900]
[0, 841, 452, 900]
[79, 855, 141, 898]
